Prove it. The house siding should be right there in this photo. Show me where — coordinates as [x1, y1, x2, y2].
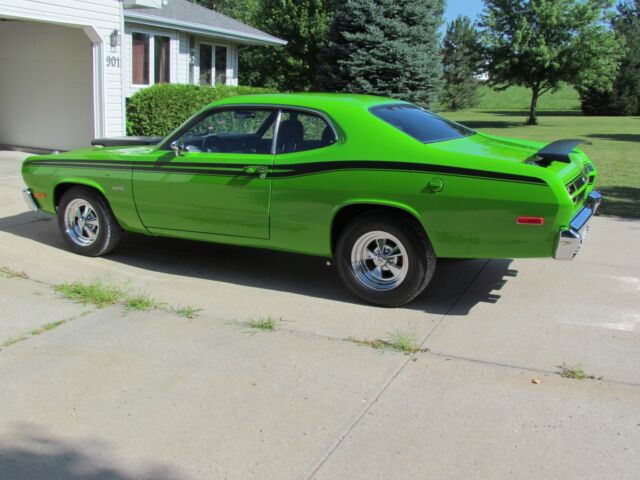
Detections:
[1, 0, 271, 147]
[0, 0, 125, 138]
[177, 31, 191, 85]
[123, 23, 240, 95]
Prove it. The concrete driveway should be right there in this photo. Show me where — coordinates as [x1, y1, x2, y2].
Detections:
[1, 150, 638, 479]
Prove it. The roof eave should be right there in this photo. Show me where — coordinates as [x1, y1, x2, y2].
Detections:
[124, 11, 287, 46]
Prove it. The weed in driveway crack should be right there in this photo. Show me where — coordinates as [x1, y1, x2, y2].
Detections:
[54, 279, 126, 308]
[247, 317, 280, 331]
[0, 313, 89, 350]
[124, 293, 163, 312]
[557, 363, 602, 380]
[53, 278, 203, 318]
[172, 306, 202, 319]
[0, 267, 28, 279]
[29, 320, 66, 336]
[347, 330, 428, 354]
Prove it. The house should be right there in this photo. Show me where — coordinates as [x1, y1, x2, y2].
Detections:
[0, 0, 285, 151]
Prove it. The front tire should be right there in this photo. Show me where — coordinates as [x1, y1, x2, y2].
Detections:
[57, 186, 122, 256]
[335, 213, 436, 307]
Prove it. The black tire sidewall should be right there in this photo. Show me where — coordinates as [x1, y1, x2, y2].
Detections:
[336, 215, 435, 307]
[57, 187, 119, 257]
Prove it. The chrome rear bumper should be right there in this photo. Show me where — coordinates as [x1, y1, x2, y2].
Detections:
[22, 188, 39, 212]
[554, 191, 601, 260]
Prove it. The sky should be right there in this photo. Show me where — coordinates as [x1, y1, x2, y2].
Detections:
[444, 0, 485, 26]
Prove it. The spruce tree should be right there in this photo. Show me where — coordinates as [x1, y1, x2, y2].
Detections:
[318, 0, 445, 107]
[441, 16, 483, 111]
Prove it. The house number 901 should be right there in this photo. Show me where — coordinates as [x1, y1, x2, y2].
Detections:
[106, 56, 120, 68]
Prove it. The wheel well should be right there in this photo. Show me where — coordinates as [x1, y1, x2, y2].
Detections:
[330, 204, 425, 255]
[53, 183, 101, 207]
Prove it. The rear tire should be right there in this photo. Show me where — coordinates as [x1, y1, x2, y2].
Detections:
[335, 213, 436, 307]
[57, 186, 122, 257]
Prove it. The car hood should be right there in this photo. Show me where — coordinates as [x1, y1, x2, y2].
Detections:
[25, 145, 158, 161]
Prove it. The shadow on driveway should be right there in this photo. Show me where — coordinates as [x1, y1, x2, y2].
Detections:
[0, 426, 180, 480]
[0, 212, 517, 315]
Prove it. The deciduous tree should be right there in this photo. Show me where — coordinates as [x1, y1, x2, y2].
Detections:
[239, 0, 333, 91]
[579, 0, 640, 115]
[481, 0, 622, 125]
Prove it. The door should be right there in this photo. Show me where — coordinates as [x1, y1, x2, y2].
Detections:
[132, 107, 277, 239]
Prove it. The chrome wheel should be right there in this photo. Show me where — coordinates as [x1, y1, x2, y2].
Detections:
[350, 231, 409, 291]
[64, 199, 100, 246]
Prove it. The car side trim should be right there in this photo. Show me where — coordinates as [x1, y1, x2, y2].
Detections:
[24, 159, 547, 186]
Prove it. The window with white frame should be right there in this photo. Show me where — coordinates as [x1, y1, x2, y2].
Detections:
[132, 31, 171, 86]
[198, 42, 227, 86]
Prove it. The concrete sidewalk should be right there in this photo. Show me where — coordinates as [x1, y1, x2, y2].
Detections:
[1, 151, 639, 479]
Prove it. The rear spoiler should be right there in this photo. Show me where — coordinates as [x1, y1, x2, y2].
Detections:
[529, 139, 585, 166]
[91, 136, 163, 147]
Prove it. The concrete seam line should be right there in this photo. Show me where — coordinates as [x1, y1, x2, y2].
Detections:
[0, 308, 95, 352]
[305, 353, 415, 480]
[305, 260, 491, 479]
[426, 351, 640, 389]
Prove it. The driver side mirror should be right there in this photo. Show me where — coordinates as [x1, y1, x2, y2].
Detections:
[170, 140, 186, 156]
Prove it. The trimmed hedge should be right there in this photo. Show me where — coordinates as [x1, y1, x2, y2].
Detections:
[126, 84, 277, 136]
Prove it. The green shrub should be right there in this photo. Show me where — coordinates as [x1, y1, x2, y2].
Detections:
[126, 84, 277, 136]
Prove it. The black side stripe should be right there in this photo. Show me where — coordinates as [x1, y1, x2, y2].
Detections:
[25, 159, 547, 185]
[273, 161, 546, 184]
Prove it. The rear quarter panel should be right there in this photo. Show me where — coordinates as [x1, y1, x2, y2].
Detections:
[268, 108, 570, 259]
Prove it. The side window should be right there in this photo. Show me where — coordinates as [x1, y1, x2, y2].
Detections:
[275, 110, 337, 154]
[177, 109, 277, 154]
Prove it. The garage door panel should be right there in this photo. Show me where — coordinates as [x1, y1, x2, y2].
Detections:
[0, 20, 94, 150]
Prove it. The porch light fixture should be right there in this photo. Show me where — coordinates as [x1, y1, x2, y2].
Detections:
[110, 29, 120, 48]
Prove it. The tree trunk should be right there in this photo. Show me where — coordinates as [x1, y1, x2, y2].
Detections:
[527, 85, 540, 125]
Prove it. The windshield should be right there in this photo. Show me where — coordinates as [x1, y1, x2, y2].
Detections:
[370, 104, 475, 143]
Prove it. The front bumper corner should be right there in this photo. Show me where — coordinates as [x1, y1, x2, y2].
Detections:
[22, 188, 39, 212]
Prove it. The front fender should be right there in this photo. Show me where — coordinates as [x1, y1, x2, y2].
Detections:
[53, 177, 107, 199]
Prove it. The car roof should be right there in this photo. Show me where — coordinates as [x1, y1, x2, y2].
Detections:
[209, 93, 407, 112]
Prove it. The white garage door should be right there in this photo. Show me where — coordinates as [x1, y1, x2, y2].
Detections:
[0, 20, 94, 151]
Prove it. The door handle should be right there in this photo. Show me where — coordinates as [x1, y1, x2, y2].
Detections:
[244, 166, 268, 179]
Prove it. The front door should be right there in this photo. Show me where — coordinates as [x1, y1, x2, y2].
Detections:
[132, 107, 277, 239]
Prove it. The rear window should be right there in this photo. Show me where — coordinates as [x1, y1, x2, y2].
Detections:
[370, 104, 475, 143]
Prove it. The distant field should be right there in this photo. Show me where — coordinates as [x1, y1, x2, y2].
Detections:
[443, 110, 639, 218]
[470, 84, 581, 111]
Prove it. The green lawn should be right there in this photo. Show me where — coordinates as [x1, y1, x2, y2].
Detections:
[473, 84, 581, 111]
[443, 109, 640, 218]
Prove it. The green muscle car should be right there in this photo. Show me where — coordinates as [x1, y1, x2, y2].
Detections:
[21, 93, 601, 306]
